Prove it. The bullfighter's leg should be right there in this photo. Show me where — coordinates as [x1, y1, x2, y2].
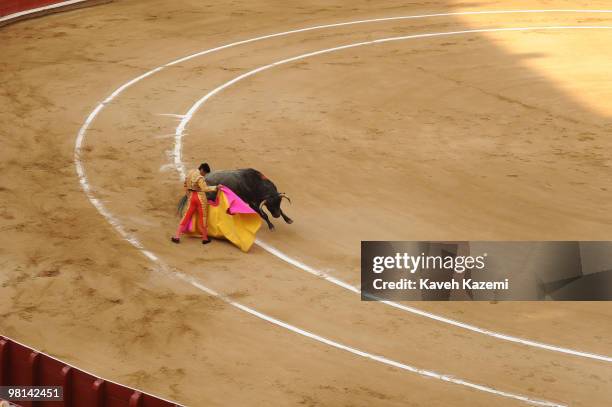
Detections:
[196, 194, 211, 244]
[172, 192, 198, 243]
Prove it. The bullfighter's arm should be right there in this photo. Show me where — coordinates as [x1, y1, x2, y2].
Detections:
[198, 177, 217, 193]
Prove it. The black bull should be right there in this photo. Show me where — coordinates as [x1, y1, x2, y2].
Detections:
[205, 168, 293, 230]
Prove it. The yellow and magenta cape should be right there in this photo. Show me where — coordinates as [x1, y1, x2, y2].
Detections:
[181, 186, 261, 252]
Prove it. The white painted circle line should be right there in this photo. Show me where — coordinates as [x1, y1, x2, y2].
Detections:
[176, 24, 612, 364]
[74, 110, 566, 406]
[182, 272, 566, 407]
[74, 149, 568, 404]
[71, 11, 612, 407]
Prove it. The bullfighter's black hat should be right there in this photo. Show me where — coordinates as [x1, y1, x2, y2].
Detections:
[199, 162, 211, 173]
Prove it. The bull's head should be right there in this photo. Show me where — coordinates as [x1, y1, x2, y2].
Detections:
[259, 193, 291, 218]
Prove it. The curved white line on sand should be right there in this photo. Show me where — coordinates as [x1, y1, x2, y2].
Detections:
[75, 143, 566, 406]
[75, 117, 568, 407]
[188, 274, 565, 407]
[72, 11, 612, 406]
[72, 77, 567, 407]
[165, 8, 612, 175]
[175, 25, 612, 364]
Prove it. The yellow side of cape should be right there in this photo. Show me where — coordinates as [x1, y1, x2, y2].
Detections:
[206, 192, 262, 252]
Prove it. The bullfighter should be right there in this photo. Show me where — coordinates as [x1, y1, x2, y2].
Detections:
[171, 162, 218, 245]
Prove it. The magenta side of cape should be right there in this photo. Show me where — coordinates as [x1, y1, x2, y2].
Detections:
[208, 186, 257, 215]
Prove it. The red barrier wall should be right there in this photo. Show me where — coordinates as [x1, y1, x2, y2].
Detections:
[0, 336, 181, 407]
[0, 0, 67, 17]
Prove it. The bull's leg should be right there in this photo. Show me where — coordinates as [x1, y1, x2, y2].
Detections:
[260, 210, 275, 230]
[251, 203, 274, 230]
[280, 209, 293, 224]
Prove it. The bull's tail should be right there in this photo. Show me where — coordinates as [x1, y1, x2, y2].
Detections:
[177, 194, 188, 217]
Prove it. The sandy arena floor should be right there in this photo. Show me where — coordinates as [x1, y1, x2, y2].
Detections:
[0, 0, 611, 406]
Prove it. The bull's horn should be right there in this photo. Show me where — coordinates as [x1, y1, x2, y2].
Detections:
[279, 193, 292, 204]
[259, 200, 267, 211]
